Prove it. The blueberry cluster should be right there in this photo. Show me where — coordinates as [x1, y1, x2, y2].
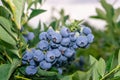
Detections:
[22, 26, 94, 75]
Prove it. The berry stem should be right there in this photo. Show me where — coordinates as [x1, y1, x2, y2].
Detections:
[100, 65, 120, 80]
[15, 75, 31, 80]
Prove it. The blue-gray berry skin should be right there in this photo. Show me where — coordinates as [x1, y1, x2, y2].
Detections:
[50, 41, 59, 49]
[39, 60, 52, 70]
[33, 50, 44, 62]
[76, 36, 88, 47]
[45, 51, 56, 62]
[47, 28, 55, 40]
[72, 43, 79, 49]
[87, 33, 94, 43]
[58, 55, 67, 62]
[25, 66, 37, 75]
[52, 49, 61, 58]
[29, 59, 36, 66]
[69, 32, 76, 41]
[37, 40, 49, 50]
[22, 51, 33, 61]
[58, 46, 67, 54]
[82, 26, 92, 35]
[51, 32, 62, 43]
[57, 68, 63, 74]
[61, 38, 70, 47]
[27, 32, 35, 40]
[60, 27, 70, 37]
[64, 48, 75, 58]
[39, 32, 47, 40]
[22, 60, 28, 65]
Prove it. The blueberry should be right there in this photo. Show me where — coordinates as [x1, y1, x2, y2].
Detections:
[29, 59, 36, 66]
[25, 66, 37, 75]
[82, 26, 91, 35]
[57, 68, 63, 74]
[76, 36, 88, 47]
[22, 50, 33, 61]
[69, 32, 76, 41]
[87, 34, 94, 43]
[39, 60, 52, 70]
[58, 55, 67, 62]
[45, 51, 56, 62]
[37, 40, 49, 50]
[52, 49, 61, 58]
[64, 48, 75, 58]
[60, 27, 70, 37]
[61, 38, 70, 47]
[72, 43, 79, 49]
[33, 50, 44, 62]
[27, 32, 35, 40]
[47, 28, 55, 40]
[22, 60, 28, 65]
[58, 46, 67, 54]
[39, 32, 47, 40]
[50, 41, 59, 48]
[51, 32, 62, 43]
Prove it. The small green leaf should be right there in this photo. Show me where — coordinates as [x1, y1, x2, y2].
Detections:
[113, 8, 120, 22]
[61, 75, 72, 80]
[28, 9, 46, 20]
[106, 53, 114, 72]
[96, 8, 106, 20]
[98, 58, 106, 77]
[0, 59, 20, 80]
[118, 50, 120, 65]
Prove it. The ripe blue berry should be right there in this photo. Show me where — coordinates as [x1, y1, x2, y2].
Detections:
[58, 46, 67, 54]
[82, 26, 92, 35]
[64, 48, 75, 58]
[25, 66, 37, 75]
[50, 41, 59, 48]
[29, 59, 36, 66]
[61, 38, 70, 47]
[22, 51, 33, 61]
[60, 27, 70, 37]
[69, 32, 76, 41]
[37, 40, 49, 50]
[45, 51, 56, 62]
[39, 32, 47, 40]
[87, 33, 94, 43]
[39, 60, 52, 70]
[57, 68, 63, 74]
[76, 36, 88, 47]
[27, 32, 35, 40]
[58, 55, 67, 62]
[47, 28, 55, 40]
[52, 49, 61, 58]
[51, 32, 62, 43]
[33, 50, 44, 62]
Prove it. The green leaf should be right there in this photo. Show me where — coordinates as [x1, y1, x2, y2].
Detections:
[3, 0, 25, 29]
[0, 17, 17, 45]
[118, 50, 120, 65]
[61, 75, 73, 80]
[113, 8, 120, 22]
[96, 8, 106, 20]
[100, 0, 114, 21]
[106, 53, 114, 72]
[0, 59, 20, 80]
[0, 6, 11, 18]
[89, 55, 100, 80]
[28, 9, 46, 20]
[98, 58, 106, 77]
[37, 67, 58, 76]
[72, 71, 91, 80]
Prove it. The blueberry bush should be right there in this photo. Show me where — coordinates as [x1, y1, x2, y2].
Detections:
[0, 0, 120, 80]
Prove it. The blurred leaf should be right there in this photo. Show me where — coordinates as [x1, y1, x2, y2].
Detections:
[0, 6, 11, 18]
[37, 67, 58, 76]
[98, 58, 106, 77]
[0, 59, 20, 80]
[89, 55, 100, 80]
[28, 9, 46, 20]
[118, 50, 120, 65]
[96, 8, 106, 20]
[106, 53, 114, 72]
[100, 0, 114, 21]
[113, 8, 120, 22]
[61, 76, 72, 80]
